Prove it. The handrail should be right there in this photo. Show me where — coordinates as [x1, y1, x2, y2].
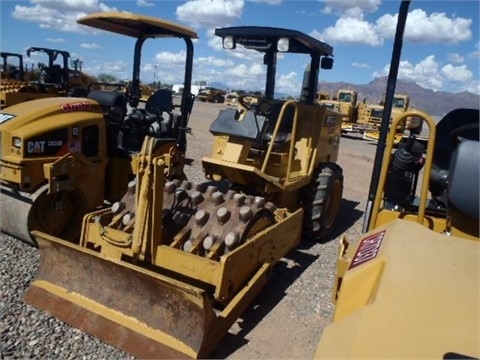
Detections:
[368, 110, 437, 231]
[260, 100, 298, 185]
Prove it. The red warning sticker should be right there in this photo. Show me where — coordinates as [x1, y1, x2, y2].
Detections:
[348, 230, 386, 270]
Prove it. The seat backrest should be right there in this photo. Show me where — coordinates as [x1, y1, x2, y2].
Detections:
[261, 101, 295, 146]
[209, 108, 268, 141]
[145, 89, 173, 115]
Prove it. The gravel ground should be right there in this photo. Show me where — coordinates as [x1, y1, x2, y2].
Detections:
[0, 101, 375, 359]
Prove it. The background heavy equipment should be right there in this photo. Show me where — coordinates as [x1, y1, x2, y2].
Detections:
[318, 88, 423, 140]
[1, 52, 25, 81]
[315, 1, 479, 358]
[196, 86, 226, 103]
[0, 50, 57, 109]
[225, 91, 240, 106]
[318, 89, 359, 133]
[0, 12, 197, 245]
[0, 47, 98, 108]
[362, 92, 424, 143]
[26, 46, 99, 96]
[24, 25, 344, 359]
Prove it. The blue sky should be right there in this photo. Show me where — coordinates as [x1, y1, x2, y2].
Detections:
[1, 0, 479, 95]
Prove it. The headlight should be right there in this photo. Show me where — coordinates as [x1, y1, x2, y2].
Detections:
[277, 38, 289, 52]
[12, 137, 22, 148]
[222, 36, 236, 49]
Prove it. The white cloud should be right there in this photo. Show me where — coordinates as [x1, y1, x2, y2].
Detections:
[376, 9, 472, 44]
[296, 10, 317, 17]
[309, 29, 325, 42]
[12, 0, 118, 33]
[155, 50, 187, 64]
[373, 55, 479, 94]
[137, 0, 154, 6]
[227, 63, 264, 78]
[374, 55, 444, 91]
[467, 43, 480, 59]
[47, 38, 65, 42]
[249, 0, 282, 4]
[322, 16, 382, 46]
[176, 0, 244, 28]
[441, 64, 473, 82]
[85, 60, 129, 80]
[31, 0, 107, 11]
[81, 43, 100, 49]
[277, 71, 298, 92]
[447, 53, 465, 63]
[196, 56, 234, 67]
[207, 30, 224, 50]
[318, 7, 473, 47]
[103, 60, 128, 72]
[321, 0, 381, 18]
[352, 62, 370, 68]
[464, 81, 480, 95]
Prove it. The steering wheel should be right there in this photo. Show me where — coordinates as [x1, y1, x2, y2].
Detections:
[238, 94, 273, 116]
[449, 123, 479, 146]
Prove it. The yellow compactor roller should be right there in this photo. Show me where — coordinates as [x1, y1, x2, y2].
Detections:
[315, 110, 480, 360]
[315, 1, 479, 357]
[0, 12, 197, 245]
[24, 25, 344, 358]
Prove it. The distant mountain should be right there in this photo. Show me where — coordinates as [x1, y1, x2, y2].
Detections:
[318, 77, 480, 117]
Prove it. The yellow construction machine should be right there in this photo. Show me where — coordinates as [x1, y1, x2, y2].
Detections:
[24, 25, 344, 358]
[196, 86, 226, 103]
[318, 89, 360, 133]
[317, 90, 331, 101]
[0, 51, 55, 109]
[1, 52, 25, 81]
[225, 91, 240, 106]
[315, 1, 479, 357]
[0, 12, 197, 246]
[0, 47, 99, 109]
[362, 92, 425, 143]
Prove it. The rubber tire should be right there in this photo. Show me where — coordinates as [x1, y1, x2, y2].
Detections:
[301, 163, 344, 241]
[29, 189, 87, 244]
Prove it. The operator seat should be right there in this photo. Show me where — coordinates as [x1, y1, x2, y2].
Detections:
[428, 108, 479, 206]
[259, 101, 295, 151]
[145, 89, 174, 134]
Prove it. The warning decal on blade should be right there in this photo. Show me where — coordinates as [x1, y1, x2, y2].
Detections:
[348, 230, 386, 270]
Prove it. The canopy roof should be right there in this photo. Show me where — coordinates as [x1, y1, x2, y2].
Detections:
[77, 12, 198, 39]
[215, 26, 333, 56]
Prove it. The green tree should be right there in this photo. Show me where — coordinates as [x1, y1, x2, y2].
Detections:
[97, 73, 118, 83]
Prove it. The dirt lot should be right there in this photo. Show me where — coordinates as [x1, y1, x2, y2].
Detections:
[184, 100, 376, 358]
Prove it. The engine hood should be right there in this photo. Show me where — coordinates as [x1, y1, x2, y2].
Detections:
[0, 97, 104, 135]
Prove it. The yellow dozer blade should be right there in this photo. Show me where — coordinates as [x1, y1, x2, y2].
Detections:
[25, 233, 214, 359]
[24, 222, 285, 359]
